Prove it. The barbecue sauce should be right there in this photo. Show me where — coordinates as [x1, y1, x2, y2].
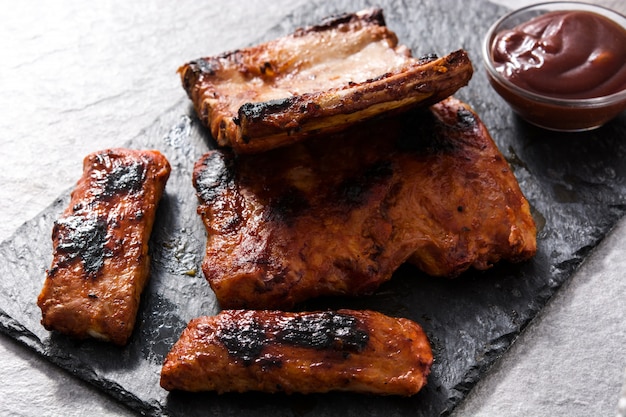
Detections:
[492, 10, 626, 99]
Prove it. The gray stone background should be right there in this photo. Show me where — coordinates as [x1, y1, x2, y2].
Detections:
[1, 0, 624, 415]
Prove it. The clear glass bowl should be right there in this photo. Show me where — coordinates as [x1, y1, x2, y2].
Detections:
[482, 2, 626, 131]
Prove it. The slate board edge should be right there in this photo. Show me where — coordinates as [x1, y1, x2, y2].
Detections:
[0, 307, 162, 416]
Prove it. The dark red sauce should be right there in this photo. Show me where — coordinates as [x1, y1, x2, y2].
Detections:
[492, 10, 626, 99]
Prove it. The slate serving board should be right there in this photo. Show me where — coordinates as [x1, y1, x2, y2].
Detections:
[1, 0, 625, 416]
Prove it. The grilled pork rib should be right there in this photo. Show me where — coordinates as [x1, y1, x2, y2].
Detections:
[37, 148, 171, 345]
[160, 309, 433, 395]
[192, 97, 537, 309]
[179, 8, 473, 154]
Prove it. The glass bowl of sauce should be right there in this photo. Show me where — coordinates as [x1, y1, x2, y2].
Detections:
[482, 2, 626, 131]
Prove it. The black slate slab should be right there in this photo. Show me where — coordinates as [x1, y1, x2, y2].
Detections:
[1, 0, 625, 416]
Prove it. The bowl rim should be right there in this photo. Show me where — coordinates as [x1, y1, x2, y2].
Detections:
[482, 1, 626, 108]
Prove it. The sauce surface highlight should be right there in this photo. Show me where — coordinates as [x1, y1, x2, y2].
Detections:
[492, 10, 626, 99]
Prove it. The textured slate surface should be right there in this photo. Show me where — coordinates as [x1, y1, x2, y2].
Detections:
[1, 0, 625, 416]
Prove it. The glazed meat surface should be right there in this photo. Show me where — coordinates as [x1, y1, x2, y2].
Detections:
[179, 8, 473, 154]
[160, 309, 433, 396]
[37, 148, 171, 345]
[192, 97, 537, 310]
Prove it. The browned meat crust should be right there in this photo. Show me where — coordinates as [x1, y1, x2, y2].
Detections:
[179, 8, 473, 154]
[160, 309, 433, 396]
[192, 97, 537, 309]
[37, 148, 171, 345]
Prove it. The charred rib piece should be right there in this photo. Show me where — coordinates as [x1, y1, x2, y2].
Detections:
[192, 97, 537, 309]
[37, 148, 171, 345]
[160, 309, 433, 396]
[179, 8, 473, 154]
